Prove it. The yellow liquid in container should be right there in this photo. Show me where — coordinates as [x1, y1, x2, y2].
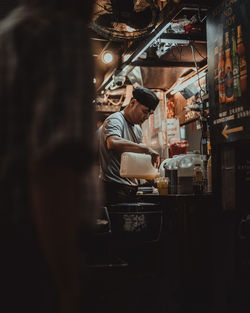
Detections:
[158, 187, 168, 195]
[156, 177, 169, 195]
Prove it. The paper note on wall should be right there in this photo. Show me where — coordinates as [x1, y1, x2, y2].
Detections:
[167, 118, 180, 144]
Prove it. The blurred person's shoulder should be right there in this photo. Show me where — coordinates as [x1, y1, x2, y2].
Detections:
[0, 5, 53, 46]
[0, 5, 88, 47]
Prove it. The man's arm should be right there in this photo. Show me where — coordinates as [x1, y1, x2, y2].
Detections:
[107, 135, 160, 167]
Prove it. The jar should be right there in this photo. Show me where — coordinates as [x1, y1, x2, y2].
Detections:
[155, 177, 169, 195]
[193, 163, 204, 194]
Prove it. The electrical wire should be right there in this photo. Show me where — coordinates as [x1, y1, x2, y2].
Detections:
[190, 43, 207, 156]
[197, 9, 207, 23]
[190, 44, 206, 95]
[192, 44, 206, 60]
[95, 2, 112, 13]
[176, 45, 183, 60]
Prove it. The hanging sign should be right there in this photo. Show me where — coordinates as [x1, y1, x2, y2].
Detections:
[207, 0, 250, 144]
[167, 118, 180, 144]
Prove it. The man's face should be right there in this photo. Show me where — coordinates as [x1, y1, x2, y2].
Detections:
[130, 99, 154, 124]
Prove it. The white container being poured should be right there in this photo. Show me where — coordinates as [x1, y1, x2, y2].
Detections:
[120, 152, 160, 180]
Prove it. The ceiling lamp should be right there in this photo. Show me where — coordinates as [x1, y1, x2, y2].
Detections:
[102, 51, 114, 64]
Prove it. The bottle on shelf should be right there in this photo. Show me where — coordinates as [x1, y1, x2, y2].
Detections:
[237, 25, 247, 94]
[232, 28, 241, 99]
[207, 137, 211, 156]
[224, 31, 234, 103]
[218, 34, 226, 104]
[193, 163, 204, 194]
[214, 39, 219, 101]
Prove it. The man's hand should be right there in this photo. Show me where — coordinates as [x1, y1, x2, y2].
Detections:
[147, 147, 160, 168]
[106, 136, 160, 168]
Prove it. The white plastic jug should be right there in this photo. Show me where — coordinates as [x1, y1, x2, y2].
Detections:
[120, 152, 160, 179]
[159, 158, 171, 177]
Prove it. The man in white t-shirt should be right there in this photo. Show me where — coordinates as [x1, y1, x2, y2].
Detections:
[99, 86, 160, 204]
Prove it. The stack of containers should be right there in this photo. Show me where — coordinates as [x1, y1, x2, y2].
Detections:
[177, 151, 203, 194]
[164, 154, 186, 194]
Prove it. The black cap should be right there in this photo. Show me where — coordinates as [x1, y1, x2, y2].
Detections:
[132, 86, 159, 111]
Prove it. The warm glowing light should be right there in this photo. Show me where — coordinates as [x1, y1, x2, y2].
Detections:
[102, 51, 113, 64]
[123, 54, 132, 62]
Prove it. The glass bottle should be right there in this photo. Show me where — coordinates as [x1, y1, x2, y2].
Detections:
[232, 28, 241, 99]
[214, 39, 219, 101]
[237, 25, 247, 94]
[218, 36, 226, 104]
[193, 163, 203, 194]
[224, 31, 234, 103]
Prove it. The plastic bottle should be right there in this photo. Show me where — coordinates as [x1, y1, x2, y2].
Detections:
[194, 163, 203, 182]
[193, 163, 204, 194]
[160, 158, 171, 177]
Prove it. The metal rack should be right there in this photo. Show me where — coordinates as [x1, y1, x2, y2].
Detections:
[97, 1, 211, 94]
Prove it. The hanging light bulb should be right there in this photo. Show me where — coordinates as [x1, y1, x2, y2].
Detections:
[102, 51, 113, 64]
